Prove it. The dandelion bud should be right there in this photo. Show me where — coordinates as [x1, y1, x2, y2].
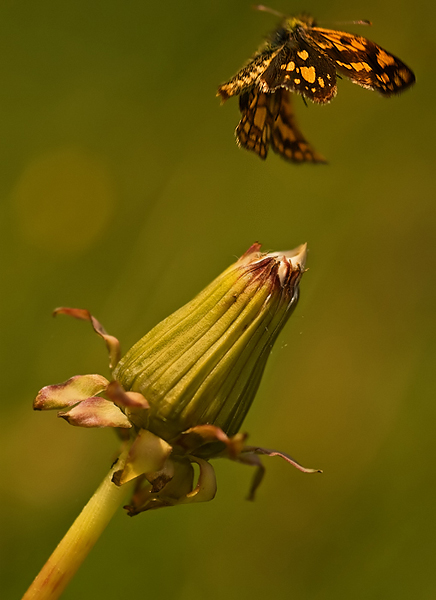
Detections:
[113, 242, 307, 442]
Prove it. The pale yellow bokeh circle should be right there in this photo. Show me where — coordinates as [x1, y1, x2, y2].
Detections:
[12, 147, 116, 254]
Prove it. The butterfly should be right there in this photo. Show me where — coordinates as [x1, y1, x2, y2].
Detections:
[217, 9, 415, 162]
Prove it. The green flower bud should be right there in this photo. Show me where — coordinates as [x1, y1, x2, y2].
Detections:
[113, 242, 307, 442]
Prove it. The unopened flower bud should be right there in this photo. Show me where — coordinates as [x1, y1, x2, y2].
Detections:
[113, 242, 307, 442]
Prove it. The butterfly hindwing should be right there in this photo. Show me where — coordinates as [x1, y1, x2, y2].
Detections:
[217, 47, 283, 101]
[236, 89, 271, 159]
[236, 88, 325, 163]
[270, 89, 326, 162]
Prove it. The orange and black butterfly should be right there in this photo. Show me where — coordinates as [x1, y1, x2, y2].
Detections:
[217, 8, 415, 163]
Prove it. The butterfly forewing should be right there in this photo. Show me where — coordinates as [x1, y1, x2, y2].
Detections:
[259, 42, 337, 103]
[306, 28, 415, 95]
[237, 88, 325, 163]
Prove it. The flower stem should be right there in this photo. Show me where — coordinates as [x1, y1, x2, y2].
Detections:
[22, 445, 134, 600]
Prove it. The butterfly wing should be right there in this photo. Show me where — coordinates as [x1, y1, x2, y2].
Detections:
[236, 89, 272, 159]
[269, 89, 326, 162]
[259, 41, 337, 104]
[217, 47, 283, 101]
[236, 88, 326, 163]
[306, 28, 415, 95]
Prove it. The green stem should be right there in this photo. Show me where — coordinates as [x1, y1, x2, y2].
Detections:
[22, 445, 134, 600]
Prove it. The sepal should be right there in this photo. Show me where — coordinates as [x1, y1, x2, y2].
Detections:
[58, 397, 132, 428]
[34, 374, 109, 410]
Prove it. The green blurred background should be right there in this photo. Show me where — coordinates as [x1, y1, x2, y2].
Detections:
[1, 0, 434, 598]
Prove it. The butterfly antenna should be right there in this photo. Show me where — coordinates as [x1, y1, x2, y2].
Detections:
[253, 5, 286, 19]
[321, 19, 372, 27]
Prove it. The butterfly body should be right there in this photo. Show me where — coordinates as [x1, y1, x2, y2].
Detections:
[217, 13, 415, 162]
